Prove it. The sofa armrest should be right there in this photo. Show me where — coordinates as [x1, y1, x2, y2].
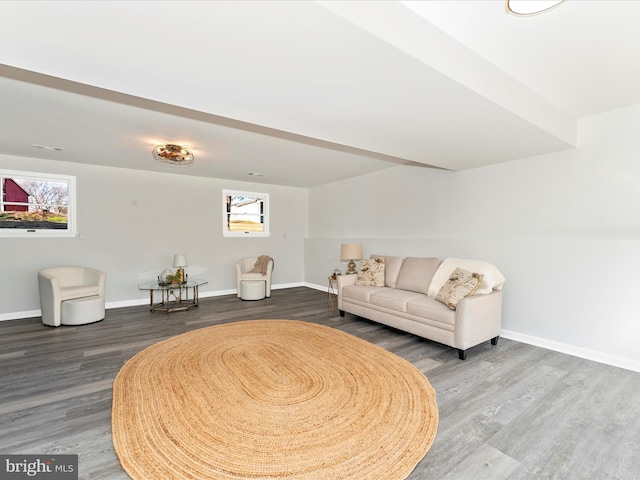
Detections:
[336, 274, 357, 291]
[336, 274, 357, 310]
[83, 268, 106, 296]
[38, 271, 62, 327]
[454, 290, 502, 351]
[235, 263, 242, 296]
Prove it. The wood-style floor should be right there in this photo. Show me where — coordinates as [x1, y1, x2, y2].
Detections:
[2, 287, 640, 480]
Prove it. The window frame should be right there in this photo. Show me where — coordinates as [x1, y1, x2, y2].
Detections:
[222, 189, 270, 238]
[0, 169, 77, 238]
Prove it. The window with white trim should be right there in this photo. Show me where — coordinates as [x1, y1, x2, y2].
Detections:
[223, 190, 269, 237]
[0, 170, 76, 237]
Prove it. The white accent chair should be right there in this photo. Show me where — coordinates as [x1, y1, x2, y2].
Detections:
[236, 257, 273, 299]
[38, 266, 106, 327]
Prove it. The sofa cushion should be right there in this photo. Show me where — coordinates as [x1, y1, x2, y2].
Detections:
[370, 254, 404, 288]
[406, 296, 456, 326]
[435, 268, 483, 310]
[428, 257, 506, 296]
[342, 285, 385, 303]
[60, 285, 101, 301]
[356, 258, 385, 287]
[241, 272, 269, 282]
[369, 289, 424, 313]
[395, 257, 442, 295]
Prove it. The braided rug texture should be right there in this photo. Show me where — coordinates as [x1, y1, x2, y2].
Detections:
[112, 319, 438, 479]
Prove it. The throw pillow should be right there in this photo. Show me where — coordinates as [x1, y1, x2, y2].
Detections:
[435, 268, 484, 310]
[428, 257, 505, 296]
[355, 258, 385, 287]
[370, 254, 404, 288]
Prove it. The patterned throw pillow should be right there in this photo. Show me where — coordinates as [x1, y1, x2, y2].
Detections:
[355, 258, 386, 287]
[435, 268, 483, 310]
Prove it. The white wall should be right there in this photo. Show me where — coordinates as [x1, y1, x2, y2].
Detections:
[0, 154, 308, 318]
[306, 104, 640, 371]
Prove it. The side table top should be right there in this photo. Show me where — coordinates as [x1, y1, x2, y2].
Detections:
[138, 279, 208, 290]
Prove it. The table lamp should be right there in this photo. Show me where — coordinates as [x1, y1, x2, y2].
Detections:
[340, 243, 363, 275]
[173, 254, 188, 283]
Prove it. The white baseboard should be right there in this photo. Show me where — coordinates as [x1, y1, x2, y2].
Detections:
[107, 287, 244, 310]
[304, 282, 328, 292]
[501, 329, 640, 373]
[0, 310, 41, 321]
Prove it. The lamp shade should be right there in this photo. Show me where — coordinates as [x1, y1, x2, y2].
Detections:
[340, 243, 363, 261]
[173, 254, 188, 268]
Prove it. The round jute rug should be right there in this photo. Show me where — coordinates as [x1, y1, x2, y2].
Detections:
[112, 319, 438, 480]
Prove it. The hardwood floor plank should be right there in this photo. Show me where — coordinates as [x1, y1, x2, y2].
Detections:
[441, 444, 520, 480]
[0, 379, 113, 416]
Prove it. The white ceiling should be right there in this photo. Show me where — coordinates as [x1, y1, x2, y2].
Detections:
[1, 0, 638, 188]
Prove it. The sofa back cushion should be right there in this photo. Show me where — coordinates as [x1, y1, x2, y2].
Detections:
[40, 266, 88, 287]
[395, 257, 442, 294]
[370, 254, 404, 288]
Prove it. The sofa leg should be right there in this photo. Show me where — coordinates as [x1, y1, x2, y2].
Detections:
[491, 336, 500, 346]
[458, 349, 467, 360]
[339, 310, 345, 317]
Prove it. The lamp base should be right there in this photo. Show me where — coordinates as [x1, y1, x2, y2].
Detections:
[345, 260, 357, 275]
[175, 267, 185, 283]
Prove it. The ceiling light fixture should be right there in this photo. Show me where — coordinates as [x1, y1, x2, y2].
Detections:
[152, 144, 194, 166]
[505, 0, 568, 16]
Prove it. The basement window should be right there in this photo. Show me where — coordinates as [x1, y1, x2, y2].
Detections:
[0, 169, 76, 237]
[223, 190, 269, 237]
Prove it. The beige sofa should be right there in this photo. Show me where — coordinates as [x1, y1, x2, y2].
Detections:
[337, 255, 505, 360]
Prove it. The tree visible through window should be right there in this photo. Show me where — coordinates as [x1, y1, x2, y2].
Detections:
[0, 170, 76, 236]
[223, 190, 269, 237]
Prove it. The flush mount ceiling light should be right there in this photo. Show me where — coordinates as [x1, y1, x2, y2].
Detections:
[505, 0, 568, 16]
[152, 144, 194, 166]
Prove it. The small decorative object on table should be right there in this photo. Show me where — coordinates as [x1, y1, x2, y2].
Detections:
[159, 268, 174, 286]
[173, 254, 188, 283]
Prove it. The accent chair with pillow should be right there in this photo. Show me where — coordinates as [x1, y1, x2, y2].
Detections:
[236, 256, 274, 300]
